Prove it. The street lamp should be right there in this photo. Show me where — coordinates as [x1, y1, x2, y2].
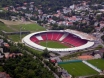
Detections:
[20, 26, 25, 41]
[46, 33, 48, 48]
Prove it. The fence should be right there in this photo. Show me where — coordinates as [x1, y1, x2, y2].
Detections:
[2, 30, 30, 35]
[58, 59, 82, 64]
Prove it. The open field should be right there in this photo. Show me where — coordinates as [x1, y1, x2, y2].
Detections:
[0, 21, 45, 32]
[0, 20, 45, 42]
[0, 22, 14, 32]
[0, 19, 32, 25]
[59, 62, 99, 77]
[8, 23, 45, 41]
[87, 59, 104, 70]
[39, 41, 69, 48]
[10, 23, 45, 32]
[8, 34, 27, 42]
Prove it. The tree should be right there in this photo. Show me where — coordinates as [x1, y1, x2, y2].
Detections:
[100, 27, 104, 32]
[42, 48, 50, 58]
[101, 35, 104, 42]
[10, 46, 19, 53]
[3, 54, 54, 78]
[96, 15, 102, 22]
[103, 53, 104, 58]
[95, 45, 103, 50]
[72, 75, 75, 78]
[92, 51, 95, 56]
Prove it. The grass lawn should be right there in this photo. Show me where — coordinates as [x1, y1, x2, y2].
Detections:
[39, 41, 69, 48]
[26, 46, 43, 54]
[59, 62, 98, 77]
[8, 34, 27, 42]
[10, 23, 45, 32]
[0, 66, 4, 71]
[0, 20, 45, 33]
[87, 59, 104, 70]
[0, 21, 45, 42]
[0, 22, 14, 32]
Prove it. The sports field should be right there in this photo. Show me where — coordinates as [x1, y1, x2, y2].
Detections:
[10, 23, 45, 32]
[39, 41, 69, 48]
[0, 22, 14, 32]
[87, 59, 104, 70]
[59, 62, 98, 77]
[0, 20, 46, 42]
[0, 19, 45, 32]
[8, 34, 26, 42]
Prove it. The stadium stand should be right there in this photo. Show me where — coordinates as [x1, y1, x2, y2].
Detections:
[41, 33, 47, 40]
[31, 32, 88, 47]
[62, 34, 87, 47]
[52, 32, 60, 40]
[59, 33, 69, 41]
[36, 35, 43, 40]
[46, 32, 53, 40]
[56, 33, 64, 40]
[30, 36, 39, 42]
[23, 30, 95, 52]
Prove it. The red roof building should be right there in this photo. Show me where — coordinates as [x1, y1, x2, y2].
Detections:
[0, 72, 11, 78]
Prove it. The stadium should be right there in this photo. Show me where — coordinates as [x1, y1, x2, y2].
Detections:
[22, 29, 95, 52]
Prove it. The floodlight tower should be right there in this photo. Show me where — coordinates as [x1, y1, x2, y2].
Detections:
[46, 33, 48, 48]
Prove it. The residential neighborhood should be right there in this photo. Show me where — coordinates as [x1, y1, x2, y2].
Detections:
[0, 0, 104, 78]
[1, 1, 104, 33]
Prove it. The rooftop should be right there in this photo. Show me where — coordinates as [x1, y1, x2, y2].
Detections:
[0, 72, 11, 78]
[78, 55, 94, 60]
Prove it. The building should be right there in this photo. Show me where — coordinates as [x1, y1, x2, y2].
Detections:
[0, 72, 11, 78]
[0, 39, 3, 47]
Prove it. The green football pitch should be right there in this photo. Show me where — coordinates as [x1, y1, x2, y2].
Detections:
[10, 23, 45, 32]
[0, 22, 14, 32]
[59, 62, 99, 77]
[0, 22, 45, 33]
[0, 22, 46, 42]
[87, 59, 104, 70]
[39, 41, 69, 48]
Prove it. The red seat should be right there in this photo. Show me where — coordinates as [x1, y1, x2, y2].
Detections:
[30, 36, 38, 42]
